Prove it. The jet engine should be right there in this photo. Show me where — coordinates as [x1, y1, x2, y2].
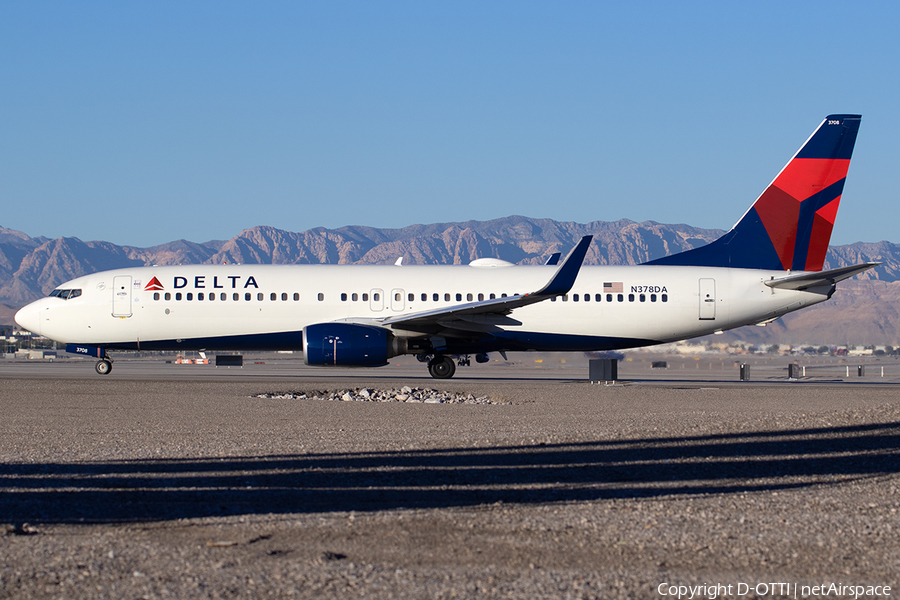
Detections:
[303, 323, 406, 367]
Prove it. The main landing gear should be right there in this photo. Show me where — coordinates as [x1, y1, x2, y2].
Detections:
[427, 355, 456, 379]
[95, 358, 113, 375]
[421, 352, 504, 379]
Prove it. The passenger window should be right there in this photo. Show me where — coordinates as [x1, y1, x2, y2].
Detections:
[270, 292, 277, 301]
[456, 293, 462, 301]
[352, 293, 359, 301]
[233, 293, 239, 301]
[373, 293, 380, 301]
[640, 294, 646, 302]
[165, 292, 172, 301]
[198, 292, 205, 301]
[395, 292, 401, 302]
[628, 294, 635, 302]
[489, 293, 496, 300]
[421, 293, 427, 301]
[651, 294, 657, 302]
[573, 294, 579, 302]
[408, 293, 414, 302]
[154, 292, 160, 301]
[294, 293, 300, 301]
[342, 293, 348, 301]
[662, 294, 668, 302]
[467, 293, 473, 301]
[617, 294, 623, 302]
[257, 293, 263, 301]
[596, 294, 602, 302]
[363, 293, 369, 301]
[316, 293, 323, 301]
[562, 295, 568, 302]
[245, 293, 251, 301]
[433, 293, 439, 302]
[176, 292, 182, 301]
[187, 293, 193, 301]
[220, 293, 227, 301]
[209, 293, 215, 301]
[444, 293, 450, 301]
[478, 293, 484, 301]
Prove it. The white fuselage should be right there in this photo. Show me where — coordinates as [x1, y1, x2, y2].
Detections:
[15, 263, 830, 354]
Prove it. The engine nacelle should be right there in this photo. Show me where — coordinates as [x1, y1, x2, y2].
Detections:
[303, 323, 405, 367]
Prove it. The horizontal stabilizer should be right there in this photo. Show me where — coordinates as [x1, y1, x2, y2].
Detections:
[764, 263, 879, 291]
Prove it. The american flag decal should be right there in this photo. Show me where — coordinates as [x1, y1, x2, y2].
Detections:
[603, 282, 623, 293]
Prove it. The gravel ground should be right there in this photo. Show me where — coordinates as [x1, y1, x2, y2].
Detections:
[1, 363, 898, 599]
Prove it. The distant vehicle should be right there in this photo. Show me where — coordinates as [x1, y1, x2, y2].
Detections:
[15, 115, 876, 378]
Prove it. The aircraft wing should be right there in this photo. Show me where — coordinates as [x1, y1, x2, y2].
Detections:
[361, 236, 592, 332]
[764, 262, 880, 291]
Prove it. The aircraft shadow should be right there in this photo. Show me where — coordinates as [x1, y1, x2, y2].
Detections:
[1, 422, 898, 525]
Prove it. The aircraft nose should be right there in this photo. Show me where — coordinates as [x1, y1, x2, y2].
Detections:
[14, 302, 41, 336]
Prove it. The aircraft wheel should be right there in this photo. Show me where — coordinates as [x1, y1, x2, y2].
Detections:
[95, 359, 113, 375]
[428, 356, 456, 379]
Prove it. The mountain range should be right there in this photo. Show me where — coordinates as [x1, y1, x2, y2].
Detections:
[3, 217, 899, 346]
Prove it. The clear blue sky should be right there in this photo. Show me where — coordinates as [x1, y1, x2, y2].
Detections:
[2, 1, 897, 247]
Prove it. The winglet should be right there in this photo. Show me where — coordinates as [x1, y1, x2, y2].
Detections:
[533, 236, 592, 297]
[379, 236, 593, 330]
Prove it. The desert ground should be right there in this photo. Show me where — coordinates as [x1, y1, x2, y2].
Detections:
[1, 354, 898, 599]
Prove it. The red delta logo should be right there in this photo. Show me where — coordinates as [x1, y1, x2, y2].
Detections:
[144, 277, 165, 291]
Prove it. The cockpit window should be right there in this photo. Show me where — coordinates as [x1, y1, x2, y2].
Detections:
[49, 288, 82, 300]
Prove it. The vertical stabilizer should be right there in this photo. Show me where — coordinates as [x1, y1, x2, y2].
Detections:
[647, 114, 861, 271]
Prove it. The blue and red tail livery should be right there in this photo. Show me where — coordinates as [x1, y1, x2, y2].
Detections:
[648, 114, 861, 271]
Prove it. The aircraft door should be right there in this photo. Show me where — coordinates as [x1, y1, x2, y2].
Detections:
[391, 288, 405, 312]
[699, 278, 716, 320]
[112, 276, 133, 317]
[370, 288, 384, 312]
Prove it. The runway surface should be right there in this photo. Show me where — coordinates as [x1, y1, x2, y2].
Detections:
[1, 356, 898, 599]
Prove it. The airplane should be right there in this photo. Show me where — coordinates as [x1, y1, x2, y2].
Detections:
[14, 114, 877, 379]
